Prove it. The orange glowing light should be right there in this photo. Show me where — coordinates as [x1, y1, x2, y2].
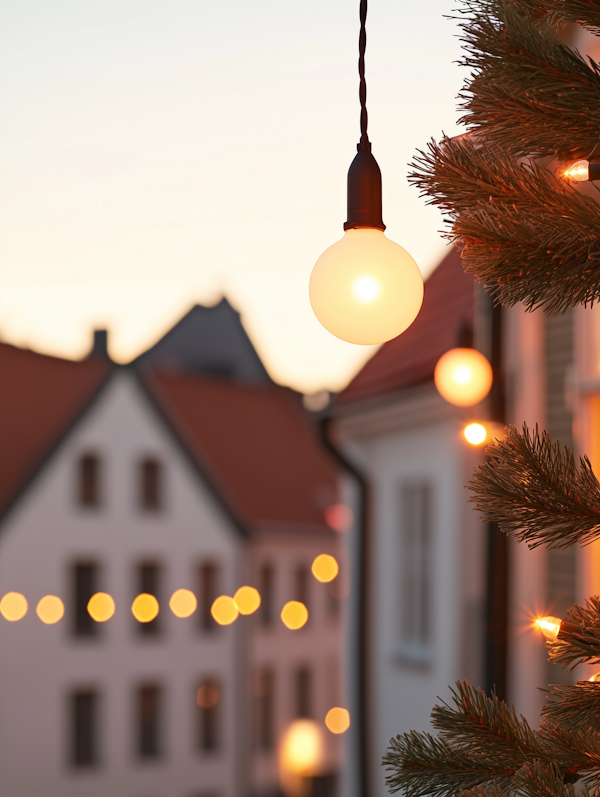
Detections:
[281, 601, 309, 630]
[563, 159, 589, 182]
[87, 592, 115, 623]
[211, 595, 239, 625]
[169, 588, 197, 618]
[280, 719, 325, 776]
[36, 595, 64, 625]
[535, 615, 562, 641]
[197, 682, 220, 708]
[464, 423, 487, 445]
[311, 554, 339, 583]
[325, 503, 353, 532]
[132, 593, 159, 623]
[325, 707, 351, 734]
[589, 672, 600, 682]
[434, 348, 493, 407]
[0, 592, 28, 622]
[233, 586, 261, 615]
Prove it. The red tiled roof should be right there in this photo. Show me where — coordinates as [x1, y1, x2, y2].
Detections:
[149, 374, 339, 530]
[338, 246, 475, 406]
[0, 343, 112, 513]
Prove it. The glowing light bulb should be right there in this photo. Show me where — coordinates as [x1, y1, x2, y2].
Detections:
[211, 595, 239, 625]
[280, 719, 325, 776]
[535, 615, 562, 641]
[435, 348, 493, 406]
[464, 423, 487, 445]
[281, 601, 309, 630]
[309, 229, 424, 345]
[589, 672, 600, 682]
[563, 159, 590, 182]
[311, 554, 339, 583]
[325, 707, 350, 734]
[233, 586, 261, 615]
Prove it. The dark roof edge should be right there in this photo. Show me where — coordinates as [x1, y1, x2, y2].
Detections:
[132, 369, 251, 539]
[0, 365, 117, 528]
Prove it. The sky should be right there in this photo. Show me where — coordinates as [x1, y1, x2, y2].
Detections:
[0, 1, 465, 393]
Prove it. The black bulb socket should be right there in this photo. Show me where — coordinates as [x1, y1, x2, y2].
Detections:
[344, 148, 386, 231]
[589, 156, 600, 181]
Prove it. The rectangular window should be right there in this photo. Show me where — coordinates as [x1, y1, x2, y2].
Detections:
[73, 563, 97, 638]
[295, 666, 311, 718]
[137, 684, 162, 759]
[196, 679, 220, 752]
[259, 564, 274, 627]
[79, 453, 100, 508]
[199, 562, 219, 632]
[140, 458, 162, 511]
[399, 483, 433, 661]
[256, 668, 275, 751]
[71, 689, 99, 767]
[137, 563, 161, 637]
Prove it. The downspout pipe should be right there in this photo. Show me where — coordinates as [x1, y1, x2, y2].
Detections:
[320, 416, 371, 797]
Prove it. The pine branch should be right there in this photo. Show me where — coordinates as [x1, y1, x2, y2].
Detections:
[409, 136, 600, 313]
[542, 681, 600, 733]
[468, 424, 600, 549]
[459, 0, 600, 33]
[456, 0, 600, 158]
[512, 760, 589, 797]
[546, 597, 600, 667]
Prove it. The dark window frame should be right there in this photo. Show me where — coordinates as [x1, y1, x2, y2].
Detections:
[136, 562, 162, 637]
[140, 457, 163, 512]
[70, 689, 99, 767]
[78, 453, 101, 509]
[137, 683, 163, 759]
[196, 679, 221, 753]
[199, 562, 219, 632]
[72, 562, 98, 638]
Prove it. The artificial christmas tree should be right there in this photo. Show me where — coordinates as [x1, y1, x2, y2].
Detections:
[384, 2, 600, 796]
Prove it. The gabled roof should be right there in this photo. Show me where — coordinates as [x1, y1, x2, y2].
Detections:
[0, 343, 113, 514]
[338, 246, 475, 407]
[146, 373, 339, 531]
[133, 299, 272, 383]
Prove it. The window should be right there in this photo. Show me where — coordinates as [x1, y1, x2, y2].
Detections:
[295, 666, 312, 718]
[196, 679, 220, 752]
[259, 564, 274, 627]
[256, 668, 275, 751]
[137, 684, 162, 759]
[78, 454, 100, 508]
[137, 563, 161, 637]
[72, 563, 97, 638]
[296, 565, 309, 608]
[199, 562, 219, 632]
[71, 689, 99, 767]
[399, 482, 433, 661]
[140, 458, 162, 511]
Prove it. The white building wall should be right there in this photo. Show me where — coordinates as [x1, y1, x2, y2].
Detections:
[0, 371, 243, 797]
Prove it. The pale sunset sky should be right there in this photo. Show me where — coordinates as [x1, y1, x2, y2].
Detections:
[0, 1, 464, 393]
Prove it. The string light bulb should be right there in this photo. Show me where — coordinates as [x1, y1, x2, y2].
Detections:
[464, 422, 487, 445]
[309, 1, 423, 346]
[535, 615, 562, 641]
[434, 348, 493, 406]
[563, 155, 600, 183]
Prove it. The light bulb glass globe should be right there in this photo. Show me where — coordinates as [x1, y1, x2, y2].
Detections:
[434, 348, 493, 406]
[309, 228, 424, 345]
[563, 159, 590, 182]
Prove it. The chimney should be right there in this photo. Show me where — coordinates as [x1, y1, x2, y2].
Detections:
[90, 329, 110, 360]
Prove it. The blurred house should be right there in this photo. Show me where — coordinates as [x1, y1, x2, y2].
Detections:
[0, 299, 344, 797]
[329, 247, 583, 797]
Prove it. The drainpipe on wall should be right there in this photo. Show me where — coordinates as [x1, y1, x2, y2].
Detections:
[320, 417, 371, 797]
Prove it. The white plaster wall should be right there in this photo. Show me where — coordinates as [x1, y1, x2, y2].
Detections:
[0, 371, 243, 797]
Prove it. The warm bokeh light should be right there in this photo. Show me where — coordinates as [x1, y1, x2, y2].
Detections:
[280, 719, 325, 776]
[309, 229, 424, 345]
[132, 593, 159, 623]
[233, 586, 261, 615]
[36, 595, 65, 625]
[535, 615, 562, 641]
[434, 348, 493, 406]
[325, 503, 354, 532]
[0, 592, 28, 622]
[325, 707, 351, 734]
[281, 601, 309, 630]
[311, 554, 339, 583]
[87, 592, 116, 622]
[563, 159, 590, 182]
[211, 595, 239, 626]
[464, 423, 487, 445]
[169, 588, 197, 618]
[197, 682, 220, 708]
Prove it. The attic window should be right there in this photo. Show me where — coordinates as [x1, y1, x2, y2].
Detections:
[79, 454, 100, 508]
[140, 458, 162, 511]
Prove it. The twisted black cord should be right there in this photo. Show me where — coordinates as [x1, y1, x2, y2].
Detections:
[358, 0, 371, 152]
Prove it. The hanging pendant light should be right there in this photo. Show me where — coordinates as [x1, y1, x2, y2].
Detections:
[309, 0, 424, 346]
